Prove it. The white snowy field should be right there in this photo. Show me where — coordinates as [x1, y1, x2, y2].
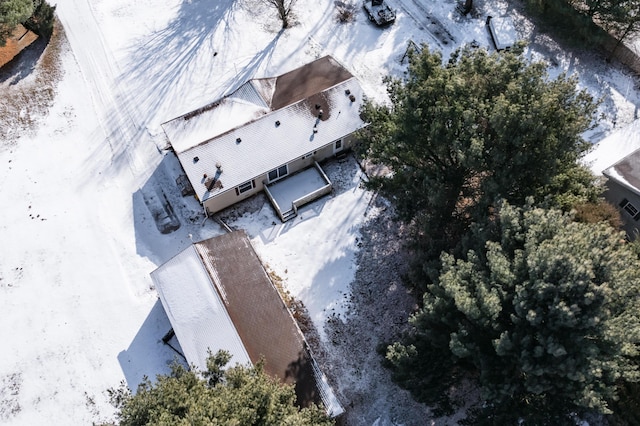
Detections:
[1, 0, 639, 424]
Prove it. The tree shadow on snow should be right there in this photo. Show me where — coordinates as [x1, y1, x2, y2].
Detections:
[0, 37, 48, 85]
[117, 299, 185, 393]
[119, 0, 284, 129]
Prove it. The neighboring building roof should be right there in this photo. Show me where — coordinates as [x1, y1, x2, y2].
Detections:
[151, 231, 344, 417]
[487, 16, 517, 51]
[161, 56, 365, 203]
[604, 147, 640, 197]
[584, 119, 640, 175]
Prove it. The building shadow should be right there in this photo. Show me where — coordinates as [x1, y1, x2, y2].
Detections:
[254, 195, 330, 245]
[117, 299, 185, 393]
[132, 152, 225, 266]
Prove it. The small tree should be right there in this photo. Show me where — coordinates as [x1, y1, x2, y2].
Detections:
[108, 351, 333, 426]
[25, 0, 56, 39]
[335, 1, 357, 24]
[387, 203, 640, 422]
[261, 0, 297, 29]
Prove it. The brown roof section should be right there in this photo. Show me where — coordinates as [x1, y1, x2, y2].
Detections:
[270, 56, 354, 110]
[194, 231, 320, 408]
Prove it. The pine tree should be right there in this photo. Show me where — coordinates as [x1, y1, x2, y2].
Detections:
[0, 0, 33, 46]
[108, 351, 333, 426]
[357, 45, 598, 270]
[387, 203, 640, 422]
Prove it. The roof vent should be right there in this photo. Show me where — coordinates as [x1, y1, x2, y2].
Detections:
[236, 137, 242, 144]
[313, 126, 318, 133]
[318, 109, 323, 118]
[345, 89, 351, 95]
[275, 120, 281, 127]
[193, 156, 199, 163]
[349, 94, 356, 102]
[216, 162, 222, 171]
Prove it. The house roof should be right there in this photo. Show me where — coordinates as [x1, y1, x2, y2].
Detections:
[150, 245, 252, 371]
[161, 56, 365, 203]
[151, 231, 344, 417]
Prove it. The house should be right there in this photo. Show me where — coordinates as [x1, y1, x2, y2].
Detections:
[161, 56, 366, 222]
[150, 230, 344, 417]
[603, 149, 640, 239]
[585, 119, 640, 239]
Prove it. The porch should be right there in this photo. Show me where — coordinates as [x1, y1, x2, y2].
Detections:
[264, 162, 332, 222]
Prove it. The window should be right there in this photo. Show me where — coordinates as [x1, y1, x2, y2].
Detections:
[334, 139, 343, 153]
[625, 203, 639, 217]
[619, 198, 640, 220]
[268, 165, 288, 182]
[235, 180, 255, 196]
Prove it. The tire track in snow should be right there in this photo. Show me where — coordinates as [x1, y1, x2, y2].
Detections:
[394, 0, 455, 48]
[56, 0, 146, 176]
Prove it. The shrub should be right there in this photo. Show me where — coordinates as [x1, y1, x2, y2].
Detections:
[335, 1, 356, 24]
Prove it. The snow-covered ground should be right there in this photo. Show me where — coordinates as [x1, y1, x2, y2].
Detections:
[1, 0, 639, 424]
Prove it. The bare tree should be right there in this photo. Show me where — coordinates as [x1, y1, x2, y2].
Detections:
[261, 0, 297, 28]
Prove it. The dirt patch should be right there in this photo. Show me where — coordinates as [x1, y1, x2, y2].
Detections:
[0, 372, 22, 421]
[0, 20, 65, 149]
[0, 25, 39, 68]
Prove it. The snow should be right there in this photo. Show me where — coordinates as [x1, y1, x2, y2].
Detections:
[162, 97, 270, 154]
[231, 162, 371, 339]
[487, 16, 518, 51]
[1, 0, 639, 424]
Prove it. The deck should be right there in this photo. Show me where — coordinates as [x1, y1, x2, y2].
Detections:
[264, 162, 332, 222]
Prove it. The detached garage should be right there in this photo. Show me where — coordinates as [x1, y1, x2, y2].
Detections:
[150, 230, 344, 417]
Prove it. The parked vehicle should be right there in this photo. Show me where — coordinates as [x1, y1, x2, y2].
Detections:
[363, 0, 396, 26]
